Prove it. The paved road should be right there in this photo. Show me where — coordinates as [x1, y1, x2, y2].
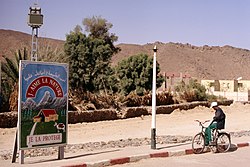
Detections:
[114, 147, 250, 167]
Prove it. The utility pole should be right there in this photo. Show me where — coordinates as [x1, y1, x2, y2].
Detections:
[151, 45, 157, 149]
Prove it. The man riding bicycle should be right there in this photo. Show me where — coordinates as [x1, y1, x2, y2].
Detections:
[205, 102, 226, 146]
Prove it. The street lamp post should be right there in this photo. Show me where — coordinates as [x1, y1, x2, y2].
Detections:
[151, 45, 157, 149]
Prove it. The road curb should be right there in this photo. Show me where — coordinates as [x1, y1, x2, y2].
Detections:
[237, 142, 249, 148]
[63, 142, 250, 167]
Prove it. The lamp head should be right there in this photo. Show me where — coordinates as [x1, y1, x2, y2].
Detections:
[153, 45, 158, 52]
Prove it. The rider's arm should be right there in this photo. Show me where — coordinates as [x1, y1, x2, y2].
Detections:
[213, 109, 223, 121]
[213, 112, 219, 121]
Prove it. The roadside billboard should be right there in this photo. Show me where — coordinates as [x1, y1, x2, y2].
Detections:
[18, 61, 68, 150]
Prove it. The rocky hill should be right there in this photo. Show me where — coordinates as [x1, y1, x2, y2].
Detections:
[1, 29, 250, 80]
[0, 29, 64, 61]
[113, 42, 250, 80]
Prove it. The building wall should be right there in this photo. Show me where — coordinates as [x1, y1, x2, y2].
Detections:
[201, 79, 250, 102]
[160, 76, 250, 101]
[201, 80, 236, 92]
[159, 72, 191, 91]
[201, 79, 250, 92]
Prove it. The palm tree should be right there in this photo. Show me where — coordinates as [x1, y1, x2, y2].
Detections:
[38, 38, 68, 63]
[1, 48, 28, 82]
[1, 48, 28, 112]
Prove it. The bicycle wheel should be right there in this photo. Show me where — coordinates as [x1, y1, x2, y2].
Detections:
[216, 132, 231, 153]
[192, 132, 205, 154]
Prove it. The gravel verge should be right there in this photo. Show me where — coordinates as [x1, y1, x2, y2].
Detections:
[1, 130, 250, 160]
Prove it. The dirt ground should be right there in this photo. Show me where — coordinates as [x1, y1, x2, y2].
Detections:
[1, 102, 250, 151]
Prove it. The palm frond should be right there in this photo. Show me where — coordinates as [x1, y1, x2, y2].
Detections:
[1, 57, 18, 82]
[1, 48, 28, 83]
[23, 47, 28, 60]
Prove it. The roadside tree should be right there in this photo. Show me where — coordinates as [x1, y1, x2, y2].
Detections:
[64, 16, 120, 94]
[116, 53, 164, 95]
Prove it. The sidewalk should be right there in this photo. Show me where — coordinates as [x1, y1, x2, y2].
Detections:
[4, 136, 250, 167]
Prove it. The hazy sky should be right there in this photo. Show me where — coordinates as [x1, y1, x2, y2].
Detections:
[1, 0, 250, 49]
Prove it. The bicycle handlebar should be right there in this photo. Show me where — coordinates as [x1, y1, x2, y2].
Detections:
[195, 120, 210, 127]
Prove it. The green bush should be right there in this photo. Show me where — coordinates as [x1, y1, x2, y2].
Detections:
[175, 79, 208, 102]
[116, 53, 164, 96]
[121, 91, 174, 107]
[206, 94, 227, 102]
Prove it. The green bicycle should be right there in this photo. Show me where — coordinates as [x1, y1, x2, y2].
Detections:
[192, 120, 231, 154]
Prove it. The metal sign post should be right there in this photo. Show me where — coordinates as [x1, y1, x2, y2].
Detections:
[151, 45, 157, 149]
[18, 3, 43, 164]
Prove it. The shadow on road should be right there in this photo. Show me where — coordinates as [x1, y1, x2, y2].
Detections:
[64, 149, 120, 160]
[157, 142, 238, 154]
[157, 142, 192, 150]
[24, 149, 120, 165]
[228, 143, 238, 152]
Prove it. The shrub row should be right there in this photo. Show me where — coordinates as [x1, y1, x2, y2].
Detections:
[0, 100, 233, 128]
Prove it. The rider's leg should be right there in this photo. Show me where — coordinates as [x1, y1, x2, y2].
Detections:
[205, 122, 217, 145]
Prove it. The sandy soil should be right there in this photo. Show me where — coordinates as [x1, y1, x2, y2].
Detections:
[1, 102, 250, 151]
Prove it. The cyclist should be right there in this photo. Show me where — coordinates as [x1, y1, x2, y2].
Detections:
[205, 102, 226, 146]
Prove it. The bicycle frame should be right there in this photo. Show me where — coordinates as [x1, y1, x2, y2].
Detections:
[196, 119, 210, 133]
[196, 120, 217, 141]
[192, 120, 231, 154]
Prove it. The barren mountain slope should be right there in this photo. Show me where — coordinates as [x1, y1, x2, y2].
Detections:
[113, 42, 250, 80]
[1, 29, 250, 80]
[0, 29, 64, 61]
